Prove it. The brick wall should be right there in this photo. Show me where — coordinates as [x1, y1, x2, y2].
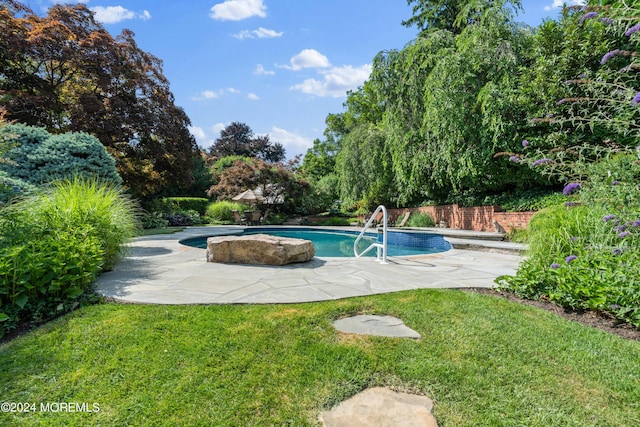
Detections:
[385, 205, 536, 233]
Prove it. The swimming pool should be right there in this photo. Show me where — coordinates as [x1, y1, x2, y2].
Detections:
[180, 227, 451, 258]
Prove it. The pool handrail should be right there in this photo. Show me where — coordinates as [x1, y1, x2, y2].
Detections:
[354, 205, 388, 264]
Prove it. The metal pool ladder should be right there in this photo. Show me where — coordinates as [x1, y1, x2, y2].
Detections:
[354, 205, 388, 264]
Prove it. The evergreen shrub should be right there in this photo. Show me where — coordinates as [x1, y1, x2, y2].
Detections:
[0, 124, 121, 186]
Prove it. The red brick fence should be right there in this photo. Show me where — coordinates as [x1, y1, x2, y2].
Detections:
[386, 205, 536, 233]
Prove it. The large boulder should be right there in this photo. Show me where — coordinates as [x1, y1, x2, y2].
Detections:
[206, 234, 315, 265]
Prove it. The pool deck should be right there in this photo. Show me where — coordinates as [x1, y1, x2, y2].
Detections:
[95, 226, 524, 305]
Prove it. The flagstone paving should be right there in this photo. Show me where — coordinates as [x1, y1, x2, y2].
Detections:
[96, 226, 522, 304]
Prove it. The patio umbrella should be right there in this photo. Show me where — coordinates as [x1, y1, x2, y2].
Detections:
[231, 189, 262, 204]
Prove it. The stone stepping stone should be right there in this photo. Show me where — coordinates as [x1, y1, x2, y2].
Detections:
[320, 387, 438, 427]
[332, 315, 421, 339]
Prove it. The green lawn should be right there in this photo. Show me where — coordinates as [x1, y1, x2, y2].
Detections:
[1, 289, 639, 426]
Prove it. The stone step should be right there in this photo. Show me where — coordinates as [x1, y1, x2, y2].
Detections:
[394, 227, 507, 241]
[445, 237, 527, 254]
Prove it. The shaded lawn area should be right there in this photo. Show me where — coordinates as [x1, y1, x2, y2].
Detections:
[1, 289, 639, 426]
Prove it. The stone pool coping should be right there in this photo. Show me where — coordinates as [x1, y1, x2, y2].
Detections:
[95, 226, 523, 304]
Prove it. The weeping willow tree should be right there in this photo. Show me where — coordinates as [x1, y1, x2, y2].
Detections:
[335, 123, 395, 210]
[369, 6, 536, 204]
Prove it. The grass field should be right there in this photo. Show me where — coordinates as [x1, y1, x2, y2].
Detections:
[1, 289, 639, 426]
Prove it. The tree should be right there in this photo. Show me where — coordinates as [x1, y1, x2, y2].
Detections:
[335, 123, 395, 209]
[0, 2, 198, 198]
[374, 7, 537, 203]
[300, 138, 339, 181]
[402, 0, 522, 35]
[508, 3, 637, 180]
[208, 122, 286, 163]
[206, 157, 307, 213]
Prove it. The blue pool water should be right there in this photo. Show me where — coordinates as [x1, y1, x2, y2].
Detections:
[180, 228, 450, 258]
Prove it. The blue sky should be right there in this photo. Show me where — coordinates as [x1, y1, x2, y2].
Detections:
[33, 0, 585, 159]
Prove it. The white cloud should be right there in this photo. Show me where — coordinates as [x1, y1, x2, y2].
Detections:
[544, 0, 585, 11]
[267, 126, 313, 154]
[279, 49, 331, 71]
[233, 27, 283, 40]
[254, 64, 275, 75]
[90, 6, 151, 24]
[247, 93, 260, 100]
[192, 90, 221, 101]
[212, 123, 226, 134]
[290, 64, 372, 98]
[210, 0, 266, 21]
[188, 126, 215, 149]
[192, 88, 243, 101]
[188, 126, 206, 141]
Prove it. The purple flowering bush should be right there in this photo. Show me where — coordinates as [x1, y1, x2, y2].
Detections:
[498, 154, 640, 327]
[497, 4, 640, 327]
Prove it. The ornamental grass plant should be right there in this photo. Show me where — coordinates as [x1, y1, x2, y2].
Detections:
[0, 177, 139, 337]
[206, 200, 251, 223]
[498, 153, 640, 326]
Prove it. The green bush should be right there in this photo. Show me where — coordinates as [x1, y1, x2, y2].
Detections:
[262, 212, 286, 225]
[310, 217, 351, 226]
[141, 211, 169, 229]
[0, 178, 139, 337]
[166, 210, 205, 226]
[159, 197, 210, 215]
[206, 201, 250, 223]
[498, 154, 640, 327]
[405, 211, 436, 228]
[0, 124, 122, 186]
[300, 174, 340, 215]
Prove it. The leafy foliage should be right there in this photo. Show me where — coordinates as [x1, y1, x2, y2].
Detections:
[299, 173, 340, 215]
[165, 210, 204, 227]
[499, 3, 640, 327]
[140, 211, 169, 229]
[0, 2, 198, 198]
[207, 157, 308, 215]
[206, 200, 251, 223]
[0, 124, 121, 187]
[402, 0, 522, 35]
[0, 171, 35, 204]
[300, 138, 340, 181]
[335, 123, 395, 210]
[158, 197, 210, 216]
[405, 211, 436, 227]
[0, 177, 139, 337]
[208, 122, 286, 163]
[507, 5, 633, 176]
